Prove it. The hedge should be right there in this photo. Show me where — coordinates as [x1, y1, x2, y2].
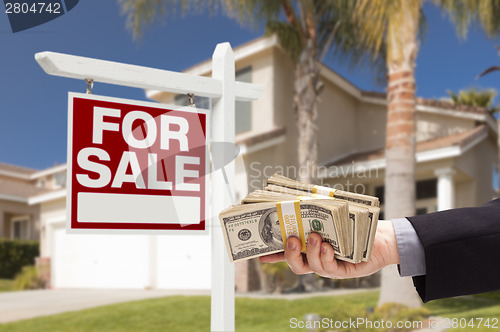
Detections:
[0, 239, 39, 279]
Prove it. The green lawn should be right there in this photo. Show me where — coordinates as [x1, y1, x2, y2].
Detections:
[0, 291, 498, 332]
[426, 296, 500, 331]
[0, 279, 14, 292]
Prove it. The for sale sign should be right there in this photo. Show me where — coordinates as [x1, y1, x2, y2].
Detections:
[67, 93, 207, 232]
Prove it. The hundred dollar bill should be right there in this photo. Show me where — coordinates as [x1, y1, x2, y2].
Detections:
[219, 199, 351, 263]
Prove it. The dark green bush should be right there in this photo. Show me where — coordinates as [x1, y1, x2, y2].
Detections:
[0, 239, 39, 279]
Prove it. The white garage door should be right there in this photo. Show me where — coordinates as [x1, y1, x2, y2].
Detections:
[156, 235, 211, 289]
[51, 224, 150, 289]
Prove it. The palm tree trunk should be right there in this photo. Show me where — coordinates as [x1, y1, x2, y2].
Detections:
[296, 38, 320, 185]
[379, 5, 422, 308]
[294, 37, 321, 292]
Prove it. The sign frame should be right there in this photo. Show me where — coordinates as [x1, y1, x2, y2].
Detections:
[66, 92, 210, 235]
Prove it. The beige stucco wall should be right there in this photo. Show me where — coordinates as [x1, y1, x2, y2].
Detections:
[355, 102, 387, 153]
[455, 137, 497, 206]
[317, 79, 358, 164]
[242, 141, 289, 193]
[416, 112, 475, 142]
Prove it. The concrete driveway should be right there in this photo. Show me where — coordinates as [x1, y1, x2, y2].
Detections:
[0, 289, 210, 323]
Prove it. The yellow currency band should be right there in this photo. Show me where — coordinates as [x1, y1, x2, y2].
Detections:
[276, 200, 307, 252]
[312, 185, 336, 197]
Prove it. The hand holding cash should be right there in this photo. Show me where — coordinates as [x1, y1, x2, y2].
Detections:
[218, 174, 385, 267]
[259, 219, 399, 279]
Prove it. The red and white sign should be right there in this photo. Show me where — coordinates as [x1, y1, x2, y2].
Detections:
[67, 93, 207, 232]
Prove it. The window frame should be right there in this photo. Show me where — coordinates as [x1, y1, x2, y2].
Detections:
[10, 215, 30, 240]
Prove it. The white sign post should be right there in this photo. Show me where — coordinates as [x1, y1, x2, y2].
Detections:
[36, 43, 264, 331]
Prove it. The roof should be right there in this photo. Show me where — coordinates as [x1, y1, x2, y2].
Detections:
[361, 91, 490, 116]
[0, 177, 52, 201]
[326, 125, 489, 167]
[0, 162, 38, 176]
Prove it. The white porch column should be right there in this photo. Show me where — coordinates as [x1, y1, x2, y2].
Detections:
[435, 167, 456, 211]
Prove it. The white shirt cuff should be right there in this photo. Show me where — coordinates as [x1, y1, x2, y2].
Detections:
[392, 217, 426, 277]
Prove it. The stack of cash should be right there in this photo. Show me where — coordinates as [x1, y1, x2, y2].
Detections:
[218, 174, 380, 264]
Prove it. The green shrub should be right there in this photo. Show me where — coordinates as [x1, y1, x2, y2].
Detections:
[0, 239, 39, 278]
[261, 261, 290, 293]
[13, 265, 46, 290]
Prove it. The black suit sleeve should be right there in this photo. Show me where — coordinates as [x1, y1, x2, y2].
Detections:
[407, 198, 500, 302]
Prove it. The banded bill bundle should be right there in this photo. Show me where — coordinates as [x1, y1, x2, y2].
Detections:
[218, 174, 380, 264]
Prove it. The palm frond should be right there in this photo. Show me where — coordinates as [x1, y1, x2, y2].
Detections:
[119, 0, 217, 38]
[447, 87, 498, 113]
[266, 20, 302, 62]
[477, 65, 500, 79]
[222, 0, 284, 30]
[354, 0, 426, 64]
[434, 0, 500, 39]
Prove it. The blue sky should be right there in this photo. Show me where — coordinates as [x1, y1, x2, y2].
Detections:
[1, 1, 500, 170]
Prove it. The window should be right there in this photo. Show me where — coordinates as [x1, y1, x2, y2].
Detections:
[374, 186, 384, 205]
[416, 179, 437, 200]
[415, 208, 428, 215]
[173, 66, 253, 135]
[11, 216, 29, 240]
[235, 66, 252, 134]
[53, 171, 66, 188]
[37, 179, 46, 188]
[375, 179, 437, 205]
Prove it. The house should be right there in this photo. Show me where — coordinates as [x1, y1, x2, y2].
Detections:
[1, 35, 497, 291]
[0, 162, 66, 241]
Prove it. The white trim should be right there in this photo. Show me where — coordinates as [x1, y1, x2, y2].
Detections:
[0, 164, 67, 181]
[320, 150, 362, 168]
[416, 146, 460, 163]
[486, 116, 499, 134]
[0, 193, 28, 203]
[416, 104, 486, 121]
[46, 215, 65, 288]
[319, 64, 361, 99]
[31, 164, 67, 180]
[458, 130, 489, 155]
[28, 189, 66, 205]
[239, 134, 286, 155]
[319, 131, 488, 179]
[0, 169, 31, 180]
[358, 96, 498, 133]
[359, 96, 388, 106]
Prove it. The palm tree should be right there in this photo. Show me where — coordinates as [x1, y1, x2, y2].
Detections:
[447, 88, 499, 114]
[354, 0, 500, 307]
[119, 0, 383, 185]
